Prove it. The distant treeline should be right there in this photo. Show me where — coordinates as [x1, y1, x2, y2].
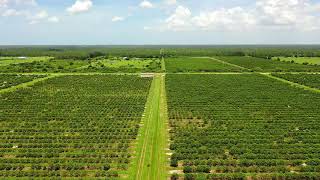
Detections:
[1, 45, 320, 59]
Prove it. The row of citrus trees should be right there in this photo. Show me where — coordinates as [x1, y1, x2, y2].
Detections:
[0, 75, 152, 178]
[0, 74, 46, 90]
[166, 74, 320, 179]
[272, 73, 320, 89]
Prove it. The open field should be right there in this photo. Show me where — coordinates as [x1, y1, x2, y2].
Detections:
[165, 57, 245, 73]
[273, 57, 320, 65]
[272, 73, 320, 89]
[0, 74, 46, 90]
[217, 56, 320, 72]
[0, 75, 151, 179]
[166, 74, 320, 179]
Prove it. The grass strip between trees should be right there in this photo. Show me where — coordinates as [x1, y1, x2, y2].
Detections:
[128, 74, 168, 180]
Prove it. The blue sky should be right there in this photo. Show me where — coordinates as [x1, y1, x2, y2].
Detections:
[0, 0, 320, 45]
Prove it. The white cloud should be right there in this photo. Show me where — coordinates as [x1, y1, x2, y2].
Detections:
[28, 11, 61, 24]
[255, 0, 320, 30]
[165, 0, 177, 5]
[192, 7, 256, 30]
[111, 16, 125, 22]
[163, 0, 320, 31]
[33, 10, 48, 20]
[2, 9, 22, 16]
[67, 0, 92, 14]
[0, 0, 37, 7]
[0, 0, 8, 8]
[0, 0, 60, 25]
[143, 26, 152, 30]
[48, 16, 59, 23]
[140, 0, 153, 8]
[165, 6, 191, 30]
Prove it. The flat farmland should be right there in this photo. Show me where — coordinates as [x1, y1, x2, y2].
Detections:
[165, 57, 245, 73]
[0, 59, 90, 73]
[0, 74, 46, 90]
[273, 57, 320, 65]
[0, 57, 52, 67]
[217, 56, 320, 72]
[0, 75, 152, 179]
[166, 74, 320, 179]
[272, 73, 320, 90]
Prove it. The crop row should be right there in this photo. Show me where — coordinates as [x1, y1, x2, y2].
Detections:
[272, 73, 320, 89]
[0, 75, 152, 178]
[217, 56, 320, 72]
[165, 57, 244, 73]
[166, 74, 320, 179]
[0, 74, 46, 90]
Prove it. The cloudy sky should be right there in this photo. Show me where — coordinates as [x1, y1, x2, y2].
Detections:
[0, 0, 320, 45]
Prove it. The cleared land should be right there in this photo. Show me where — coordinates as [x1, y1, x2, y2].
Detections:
[0, 74, 46, 90]
[273, 57, 320, 65]
[0, 75, 151, 179]
[166, 74, 320, 179]
[165, 57, 245, 73]
[217, 56, 320, 72]
[272, 73, 320, 89]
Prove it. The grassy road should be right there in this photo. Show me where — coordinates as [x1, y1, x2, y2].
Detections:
[129, 74, 168, 180]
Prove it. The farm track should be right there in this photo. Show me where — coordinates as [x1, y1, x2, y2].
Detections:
[0, 74, 59, 94]
[129, 74, 168, 180]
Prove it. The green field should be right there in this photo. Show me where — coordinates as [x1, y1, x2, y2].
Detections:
[0, 46, 320, 180]
[273, 57, 320, 65]
[218, 56, 320, 72]
[166, 74, 320, 179]
[0, 57, 161, 73]
[83, 57, 162, 73]
[272, 73, 320, 89]
[165, 57, 245, 73]
[0, 75, 151, 179]
[0, 57, 52, 67]
[0, 74, 46, 90]
[0, 59, 91, 73]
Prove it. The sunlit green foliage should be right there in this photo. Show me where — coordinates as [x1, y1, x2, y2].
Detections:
[166, 74, 320, 179]
[0, 75, 152, 178]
